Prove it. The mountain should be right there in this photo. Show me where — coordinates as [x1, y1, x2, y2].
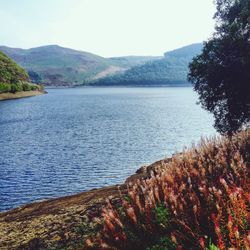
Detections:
[0, 45, 158, 86]
[0, 43, 203, 86]
[93, 43, 203, 86]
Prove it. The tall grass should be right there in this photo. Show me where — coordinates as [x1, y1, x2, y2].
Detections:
[85, 130, 250, 249]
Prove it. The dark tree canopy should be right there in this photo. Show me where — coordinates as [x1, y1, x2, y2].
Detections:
[188, 0, 250, 134]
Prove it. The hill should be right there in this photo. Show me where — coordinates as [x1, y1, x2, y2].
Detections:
[0, 44, 203, 86]
[0, 51, 43, 97]
[0, 45, 157, 86]
[93, 43, 203, 85]
[0, 51, 29, 84]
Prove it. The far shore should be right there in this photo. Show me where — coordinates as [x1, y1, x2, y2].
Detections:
[0, 90, 46, 101]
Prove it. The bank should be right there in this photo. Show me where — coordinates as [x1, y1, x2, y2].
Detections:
[0, 160, 163, 249]
[0, 90, 46, 101]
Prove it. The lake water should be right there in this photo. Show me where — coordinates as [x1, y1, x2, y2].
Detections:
[0, 87, 216, 211]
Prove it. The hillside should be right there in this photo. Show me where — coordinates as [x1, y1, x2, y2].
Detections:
[0, 51, 43, 97]
[109, 55, 162, 68]
[0, 51, 29, 84]
[94, 43, 203, 85]
[0, 45, 157, 86]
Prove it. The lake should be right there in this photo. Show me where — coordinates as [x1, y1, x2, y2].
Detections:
[0, 87, 216, 211]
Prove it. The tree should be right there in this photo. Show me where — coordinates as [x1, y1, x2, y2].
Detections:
[188, 0, 250, 134]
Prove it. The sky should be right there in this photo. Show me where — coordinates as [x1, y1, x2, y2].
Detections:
[0, 0, 216, 57]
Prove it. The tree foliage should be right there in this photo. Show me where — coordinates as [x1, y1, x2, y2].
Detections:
[188, 0, 250, 134]
[0, 82, 43, 94]
[0, 51, 43, 93]
[0, 51, 29, 84]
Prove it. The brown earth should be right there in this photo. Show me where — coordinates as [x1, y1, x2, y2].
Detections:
[0, 159, 170, 250]
[0, 90, 45, 101]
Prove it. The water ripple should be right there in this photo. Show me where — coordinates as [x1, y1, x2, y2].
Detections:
[0, 87, 216, 211]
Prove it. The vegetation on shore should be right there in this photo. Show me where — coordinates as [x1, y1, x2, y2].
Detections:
[0, 51, 43, 94]
[83, 0, 250, 243]
[1, 130, 247, 250]
[83, 129, 249, 250]
[0, 81, 44, 94]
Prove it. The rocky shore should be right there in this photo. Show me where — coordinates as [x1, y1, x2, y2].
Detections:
[0, 159, 168, 249]
[0, 90, 46, 101]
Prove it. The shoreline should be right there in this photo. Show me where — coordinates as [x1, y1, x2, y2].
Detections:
[0, 128, 249, 249]
[48, 84, 192, 88]
[0, 90, 46, 101]
[0, 159, 165, 249]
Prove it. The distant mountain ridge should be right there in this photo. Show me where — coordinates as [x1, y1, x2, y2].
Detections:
[164, 43, 203, 58]
[94, 43, 203, 86]
[0, 43, 203, 86]
[0, 45, 158, 86]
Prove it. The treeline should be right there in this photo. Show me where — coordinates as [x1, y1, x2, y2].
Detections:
[0, 82, 43, 94]
[0, 51, 43, 93]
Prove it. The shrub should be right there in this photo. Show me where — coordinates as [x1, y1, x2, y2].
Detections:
[10, 82, 23, 93]
[0, 81, 43, 94]
[22, 82, 32, 91]
[0, 82, 11, 93]
[84, 130, 250, 249]
[38, 84, 44, 91]
[27, 83, 44, 91]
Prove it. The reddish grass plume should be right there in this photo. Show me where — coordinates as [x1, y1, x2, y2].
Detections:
[85, 129, 250, 250]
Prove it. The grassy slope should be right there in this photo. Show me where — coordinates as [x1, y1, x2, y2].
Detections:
[0, 45, 158, 86]
[0, 45, 111, 86]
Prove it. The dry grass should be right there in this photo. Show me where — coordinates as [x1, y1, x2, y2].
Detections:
[85, 129, 250, 250]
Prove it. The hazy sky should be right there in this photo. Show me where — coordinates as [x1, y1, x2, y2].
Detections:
[0, 0, 216, 57]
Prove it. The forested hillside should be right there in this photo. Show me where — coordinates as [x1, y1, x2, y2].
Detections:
[0, 51, 42, 94]
[0, 51, 29, 83]
[94, 43, 203, 85]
